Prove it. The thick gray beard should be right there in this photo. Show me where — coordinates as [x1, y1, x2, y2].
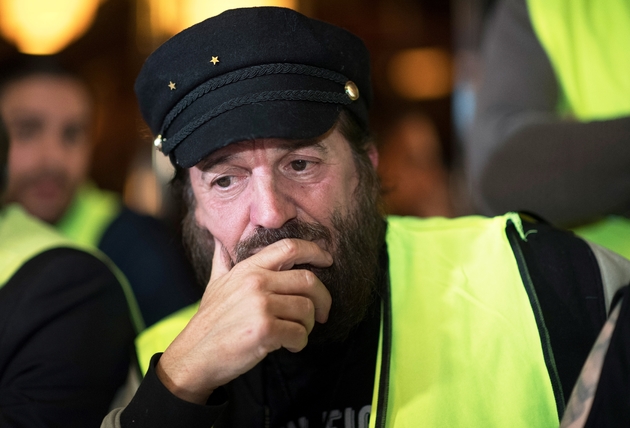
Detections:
[182, 172, 385, 344]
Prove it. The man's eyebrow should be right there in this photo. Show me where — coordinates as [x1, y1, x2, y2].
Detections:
[277, 138, 329, 153]
[8, 115, 43, 129]
[198, 138, 329, 171]
[198, 153, 236, 171]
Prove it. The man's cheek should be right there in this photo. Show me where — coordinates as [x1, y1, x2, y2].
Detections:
[195, 206, 204, 227]
[193, 205, 214, 233]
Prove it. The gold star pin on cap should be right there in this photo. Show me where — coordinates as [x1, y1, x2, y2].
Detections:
[210, 56, 220, 65]
[168, 81, 176, 90]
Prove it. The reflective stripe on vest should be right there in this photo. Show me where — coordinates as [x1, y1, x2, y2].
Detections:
[56, 182, 121, 247]
[526, 0, 630, 120]
[370, 214, 558, 427]
[0, 204, 73, 288]
[0, 204, 145, 332]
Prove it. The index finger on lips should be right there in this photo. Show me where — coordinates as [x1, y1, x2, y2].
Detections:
[247, 238, 333, 272]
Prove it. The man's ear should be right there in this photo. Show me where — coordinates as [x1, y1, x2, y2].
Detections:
[367, 143, 378, 169]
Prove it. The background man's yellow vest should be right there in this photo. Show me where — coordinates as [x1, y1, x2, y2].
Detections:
[526, 0, 630, 259]
[56, 182, 121, 248]
[0, 204, 74, 289]
[0, 204, 143, 331]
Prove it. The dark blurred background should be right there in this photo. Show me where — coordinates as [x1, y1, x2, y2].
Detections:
[0, 0, 498, 219]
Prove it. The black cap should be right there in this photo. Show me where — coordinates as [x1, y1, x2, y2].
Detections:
[135, 7, 372, 168]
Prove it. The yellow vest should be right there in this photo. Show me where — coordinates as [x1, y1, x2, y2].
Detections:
[527, 0, 630, 120]
[56, 182, 121, 247]
[136, 302, 199, 374]
[0, 204, 74, 288]
[0, 204, 144, 332]
[526, 0, 630, 259]
[135, 215, 558, 427]
[370, 215, 557, 427]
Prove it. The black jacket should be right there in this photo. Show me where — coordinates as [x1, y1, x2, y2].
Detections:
[0, 248, 136, 427]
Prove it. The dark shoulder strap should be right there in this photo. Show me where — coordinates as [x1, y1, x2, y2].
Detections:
[506, 214, 608, 406]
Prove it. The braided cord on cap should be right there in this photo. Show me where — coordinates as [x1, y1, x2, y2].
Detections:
[161, 63, 349, 135]
[162, 89, 351, 156]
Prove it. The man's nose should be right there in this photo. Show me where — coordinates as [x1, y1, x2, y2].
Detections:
[249, 176, 297, 229]
[41, 133, 66, 165]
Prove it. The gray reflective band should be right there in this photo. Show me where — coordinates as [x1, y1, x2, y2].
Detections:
[587, 240, 630, 312]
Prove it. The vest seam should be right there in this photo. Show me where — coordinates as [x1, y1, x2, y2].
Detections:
[506, 220, 566, 418]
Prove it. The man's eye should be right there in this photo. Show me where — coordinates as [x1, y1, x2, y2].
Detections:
[291, 160, 308, 171]
[13, 124, 40, 142]
[62, 126, 85, 147]
[214, 176, 232, 188]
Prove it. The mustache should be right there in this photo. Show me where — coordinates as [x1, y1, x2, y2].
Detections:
[17, 169, 70, 189]
[233, 218, 333, 265]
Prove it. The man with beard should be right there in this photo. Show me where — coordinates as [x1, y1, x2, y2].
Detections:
[0, 56, 201, 326]
[104, 7, 630, 428]
[0, 116, 137, 425]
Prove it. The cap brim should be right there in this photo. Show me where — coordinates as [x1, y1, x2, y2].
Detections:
[172, 100, 342, 168]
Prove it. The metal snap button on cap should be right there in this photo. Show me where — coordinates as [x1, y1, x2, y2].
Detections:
[345, 81, 360, 101]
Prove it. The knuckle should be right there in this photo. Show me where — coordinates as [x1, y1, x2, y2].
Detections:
[282, 323, 308, 353]
[244, 272, 266, 293]
[291, 325, 309, 350]
[253, 317, 274, 339]
[300, 296, 315, 317]
[279, 239, 299, 257]
[255, 341, 276, 359]
[251, 293, 271, 315]
[302, 270, 318, 288]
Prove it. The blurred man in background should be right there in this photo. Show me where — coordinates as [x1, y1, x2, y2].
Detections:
[0, 114, 138, 427]
[0, 56, 201, 326]
[377, 110, 453, 218]
[466, 0, 630, 258]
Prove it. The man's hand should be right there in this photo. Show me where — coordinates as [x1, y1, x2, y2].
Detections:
[155, 238, 333, 404]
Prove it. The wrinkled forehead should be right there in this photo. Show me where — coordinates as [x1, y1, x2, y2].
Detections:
[2, 73, 89, 99]
[194, 134, 333, 170]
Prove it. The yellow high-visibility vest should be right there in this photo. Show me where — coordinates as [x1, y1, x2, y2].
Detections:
[0, 203, 144, 332]
[136, 215, 559, 427]
[526, 0, 630, 259]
